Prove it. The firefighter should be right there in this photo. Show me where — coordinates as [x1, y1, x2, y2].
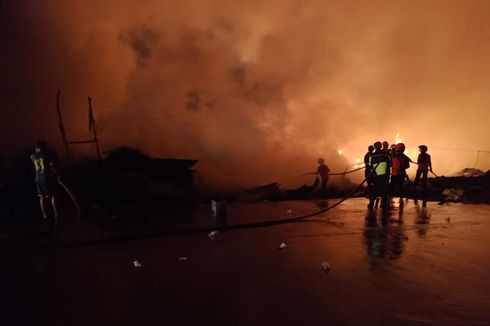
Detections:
[30, 141, 59, 219]
[364, 145, 374, 180]
[316, 157, 330, 198]
[368, 141, 390, 210]
[414, 145, 433, 189]
[390, 143, 411, 207]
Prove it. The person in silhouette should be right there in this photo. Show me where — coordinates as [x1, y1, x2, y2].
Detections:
[30, 141, 59, 219]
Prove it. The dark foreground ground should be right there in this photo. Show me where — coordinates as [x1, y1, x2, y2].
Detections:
[1, 199, 489, 326]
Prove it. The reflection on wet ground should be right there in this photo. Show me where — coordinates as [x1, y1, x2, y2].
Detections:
[1, 199, 489, 325]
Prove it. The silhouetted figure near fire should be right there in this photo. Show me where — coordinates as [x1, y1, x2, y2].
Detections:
[390, 143, 411, 207]
[414, 145, 432, 189]
[414, 145, 432, 207]
[368, 141, 390, 210]
[382, 141, 390, 154]
[364, 145, 374, 180]
[312, 158, 330, 198]
[30, 141, 59, 219]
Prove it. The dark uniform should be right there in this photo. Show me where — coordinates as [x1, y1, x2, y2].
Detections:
[30, 151, 55, 197]
[317, 162, 330, 198]
[414, 152, 431, 189]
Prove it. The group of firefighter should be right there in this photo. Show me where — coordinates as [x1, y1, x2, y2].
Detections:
[364, 141, 433, 210]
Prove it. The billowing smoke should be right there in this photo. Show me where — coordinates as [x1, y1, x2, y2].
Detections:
[2, 0, 490, 189]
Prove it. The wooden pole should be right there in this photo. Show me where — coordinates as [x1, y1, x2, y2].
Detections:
[88, 96, 102, 161]
[56, 89, 72, 161]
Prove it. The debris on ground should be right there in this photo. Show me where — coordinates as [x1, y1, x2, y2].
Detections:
[178, 256, 189, 262]
[321, 261, 331, 272]
[278, 242, 287, 250]
[237, 183, 280, 202]
[208, 230, 219, 239]
[133, 260, 142, 268]
[442, 188, 464, 202]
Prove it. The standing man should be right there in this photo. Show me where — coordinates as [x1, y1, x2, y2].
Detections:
[414, 145, 432, 189]
[316, 158, 330, 198]
[31, 141, 59, 219]
[368, 141, 390, 210]
[364, 145, 375, 180]
[390, 143, 411, 207]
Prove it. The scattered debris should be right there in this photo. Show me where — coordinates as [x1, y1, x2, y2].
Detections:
[321, 261, 331, 272]
[208, 230, 219, 240]
[441, 188, 464, 202]
[178, 256, 189, 262]
[133, 260, 142, 268]
[238, 182, 280, 202]
[454, 168, 485, 177]
[278, 242, 287, 250]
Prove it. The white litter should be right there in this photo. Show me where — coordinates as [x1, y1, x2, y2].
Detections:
[321, 261, 331, 272]
[133, 260, 142, 268]
[178, 256, 189, 262]
[278, 242, 287, 249]
[208, 230, 219, 239]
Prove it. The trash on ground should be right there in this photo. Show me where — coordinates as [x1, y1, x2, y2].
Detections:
[178, 256, 189, 262]
[322, 261, 331, 272]
[208, 230, 219, 239]
[442, 188, 464, 202]
[278, 242, 287, 249]
[133, 260, 142, 268]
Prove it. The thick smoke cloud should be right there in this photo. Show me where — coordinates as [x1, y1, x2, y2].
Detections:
[2, 0, 490, 188]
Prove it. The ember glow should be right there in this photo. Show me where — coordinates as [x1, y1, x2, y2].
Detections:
[1, 0, 490, 187]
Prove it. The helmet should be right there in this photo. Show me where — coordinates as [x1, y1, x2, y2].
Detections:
[418, 145, 428, 152]
[374, 141, 382, 150]
[318, 157, 325, 164]
[395, 143, 405, 153]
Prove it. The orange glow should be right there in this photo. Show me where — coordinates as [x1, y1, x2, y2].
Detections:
[2, 1, 490, 188]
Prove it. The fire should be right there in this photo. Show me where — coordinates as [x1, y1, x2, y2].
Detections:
[353, 158, 364, 169]
[395, 132, 403, 144]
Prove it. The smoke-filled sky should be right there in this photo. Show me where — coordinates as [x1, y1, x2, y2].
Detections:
[1, 0, 490, 188]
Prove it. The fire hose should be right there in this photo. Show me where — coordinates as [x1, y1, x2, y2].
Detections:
[57, 179, 82, 218]
[57, 170, 371, 247]
[279, 165, 366, 186]
[55, 162, 436, 247]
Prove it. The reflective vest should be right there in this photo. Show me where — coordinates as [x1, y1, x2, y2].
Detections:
[369, 151, 389, 176]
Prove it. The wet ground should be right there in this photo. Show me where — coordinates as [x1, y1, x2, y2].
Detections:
[1, 199, 489, 325]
